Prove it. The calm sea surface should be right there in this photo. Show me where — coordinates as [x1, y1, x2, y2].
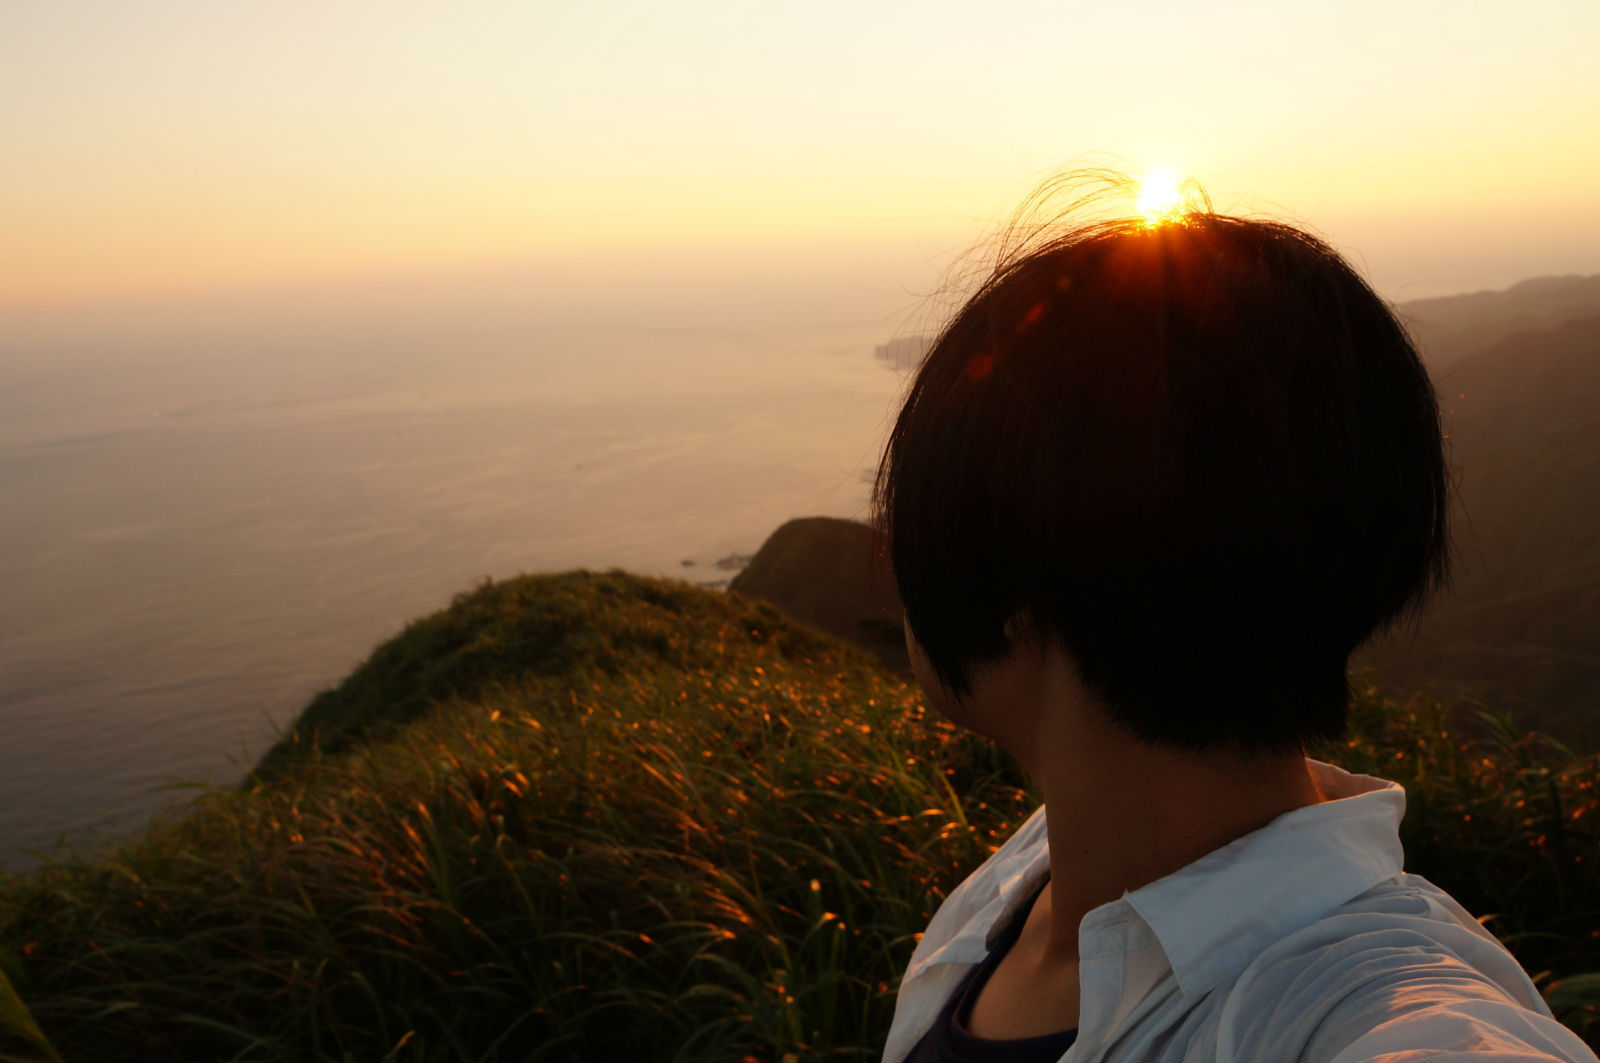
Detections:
[0, 294, 909, 869]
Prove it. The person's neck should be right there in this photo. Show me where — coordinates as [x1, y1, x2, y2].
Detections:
[1003, 656, 1325, 957]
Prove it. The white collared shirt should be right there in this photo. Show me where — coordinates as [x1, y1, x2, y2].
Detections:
[883, 761, 1597, 1063]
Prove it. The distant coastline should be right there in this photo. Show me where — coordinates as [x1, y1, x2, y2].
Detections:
[873, 334, 932, 373]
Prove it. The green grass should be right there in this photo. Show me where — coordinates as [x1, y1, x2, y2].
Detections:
[0, 571, 1595, 1060]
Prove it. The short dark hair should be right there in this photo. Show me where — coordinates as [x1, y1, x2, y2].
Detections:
[874, 195, 1449, 752]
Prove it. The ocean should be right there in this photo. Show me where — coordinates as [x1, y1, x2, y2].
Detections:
[0, 282, 913, 869]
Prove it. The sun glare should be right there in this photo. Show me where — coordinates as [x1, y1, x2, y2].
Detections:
[1137, 166, 1184, 222]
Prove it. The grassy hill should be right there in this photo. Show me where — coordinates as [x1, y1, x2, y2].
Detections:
[0, 572, 1030, 1062]
[2, 572, 1597, 1061]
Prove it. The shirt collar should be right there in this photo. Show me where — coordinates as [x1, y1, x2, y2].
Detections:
[1114, 759, 1405, 1000]
[901, 761, 1406, 998]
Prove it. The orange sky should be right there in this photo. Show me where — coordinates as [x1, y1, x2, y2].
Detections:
[3, 1, 1598, 309]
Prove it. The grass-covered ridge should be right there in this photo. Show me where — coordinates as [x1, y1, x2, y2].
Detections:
[1, 571, 1597, 1061]
[253, 569, 855, 774]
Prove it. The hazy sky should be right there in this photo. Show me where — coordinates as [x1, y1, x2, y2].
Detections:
[4, 0, 1598, 309]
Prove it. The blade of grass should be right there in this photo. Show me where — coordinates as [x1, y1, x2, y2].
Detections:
[0, 964, 61, 1063]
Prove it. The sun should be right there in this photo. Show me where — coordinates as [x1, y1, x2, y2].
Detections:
[1136, 166, 1184, 222]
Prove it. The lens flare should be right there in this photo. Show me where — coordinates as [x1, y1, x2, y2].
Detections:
[1137, 166, 1184, 222]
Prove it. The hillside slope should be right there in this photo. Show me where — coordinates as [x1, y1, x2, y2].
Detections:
[1359, 313, 1600, 738]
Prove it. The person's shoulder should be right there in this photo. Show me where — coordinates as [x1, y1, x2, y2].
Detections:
[943, 802, 1051, 906]
[1225, 876, 1597, 1061]
[934, 802, 1049, 916]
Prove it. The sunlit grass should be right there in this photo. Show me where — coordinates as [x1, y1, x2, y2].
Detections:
[0, 571, 1595, 1059]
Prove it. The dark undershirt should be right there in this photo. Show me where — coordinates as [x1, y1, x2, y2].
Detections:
[904, 879, 1078, 1063]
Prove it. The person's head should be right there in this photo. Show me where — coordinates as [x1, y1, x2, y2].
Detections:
[874, 179, 1449, 754]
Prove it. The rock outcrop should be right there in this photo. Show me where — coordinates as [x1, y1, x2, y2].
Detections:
[728, 517, 909, 674]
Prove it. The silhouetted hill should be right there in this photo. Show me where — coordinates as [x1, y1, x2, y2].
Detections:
[1400, 274, 1600, 372]
[870, 274, 1600, 379]
[1359, 312, 1600, 739]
